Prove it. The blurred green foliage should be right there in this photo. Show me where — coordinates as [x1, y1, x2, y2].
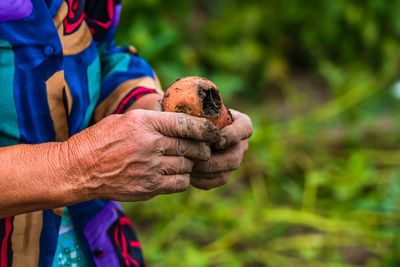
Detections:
[116, 0, 400, 266]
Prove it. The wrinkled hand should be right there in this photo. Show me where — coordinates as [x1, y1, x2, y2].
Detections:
[65, 109, 219, 201]
[190, 109, 253, 190]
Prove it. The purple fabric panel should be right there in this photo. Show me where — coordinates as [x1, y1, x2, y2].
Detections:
[83, 201, 122, 266]
[111, 4, 122, 27]
[0, 0, 33, 22]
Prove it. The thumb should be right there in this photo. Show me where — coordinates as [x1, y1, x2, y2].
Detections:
[147, 111, 220, 143]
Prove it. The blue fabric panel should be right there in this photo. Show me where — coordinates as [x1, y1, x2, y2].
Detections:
[13, 61, 61, 144]
[0, 0, 63, 143]
[64, 40, 98, 135]
[0, 0, 63, 71]
[39, 210, 62, 267]
[45, 0, 63, 17]
[101, 52, 131, 81]
[101, 25, 117, 46]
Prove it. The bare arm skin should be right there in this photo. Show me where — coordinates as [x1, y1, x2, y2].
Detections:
[0, 107, 217, 218]
[128, 93, 163, 111]
[0, 142, 86, 218]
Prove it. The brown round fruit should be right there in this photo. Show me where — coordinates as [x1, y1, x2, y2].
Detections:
[162, 76, 232, 129]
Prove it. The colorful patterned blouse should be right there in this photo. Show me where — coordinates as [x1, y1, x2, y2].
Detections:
[0, 0, 162, 266]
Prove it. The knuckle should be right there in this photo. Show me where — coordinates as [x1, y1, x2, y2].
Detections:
[159, 161, 172, 174]
[177, 113, 187, 123]
[222, 132, 239, 148]
[201, 118, 212, 128]
[177, 139, 188, 155]
[122, 111, 142, 128]
[153, 156, 163, 169]
[202, 144, 211, 157]
[177, 114, 188, 126]
[186, 158, 194, 171]
[152, 136, 163, 153]
[243, 113, 252, 124]
[238, 113, 253, 138]
[173, 114, 189, 137]
[103, 113, 119, 123]
[227, 153, 241, 171]
[201, 116, 211, 124]
[123, 109, 137, 121]
[138, 110, 157, 128]
[189, 142, 208, 160]
[173, 174, 190, 192]
[141, 178, 161, 194]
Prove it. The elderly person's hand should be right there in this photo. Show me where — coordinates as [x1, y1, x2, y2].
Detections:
[190, 109, 253, 190]
[65, 109, 218, 202]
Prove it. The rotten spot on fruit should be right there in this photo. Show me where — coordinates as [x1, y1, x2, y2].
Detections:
[162, 76, 233, 129]
[174, 104, 192, 115]
[198, 85, 221, 116]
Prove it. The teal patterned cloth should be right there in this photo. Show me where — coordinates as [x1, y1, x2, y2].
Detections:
[52, 208, 88, 266]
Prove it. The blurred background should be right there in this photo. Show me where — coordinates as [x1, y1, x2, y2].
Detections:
[116, 0, 400, 266]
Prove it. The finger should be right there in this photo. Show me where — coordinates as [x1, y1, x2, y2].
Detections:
[160, 137, 211, 160]
[193, 140, 248, 173]
[146, 111, 219, 143]
[191, 171, 225, 179]
[153, 99, 163, 111]
[157, 174, 191, 194]
[215, 109, 253, 149]
[190, 172, 231, 190]
[159, 156, 194, 175]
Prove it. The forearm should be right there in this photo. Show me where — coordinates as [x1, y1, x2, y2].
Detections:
[125, 93, 162, 111]
[0, 142, 88, 218]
